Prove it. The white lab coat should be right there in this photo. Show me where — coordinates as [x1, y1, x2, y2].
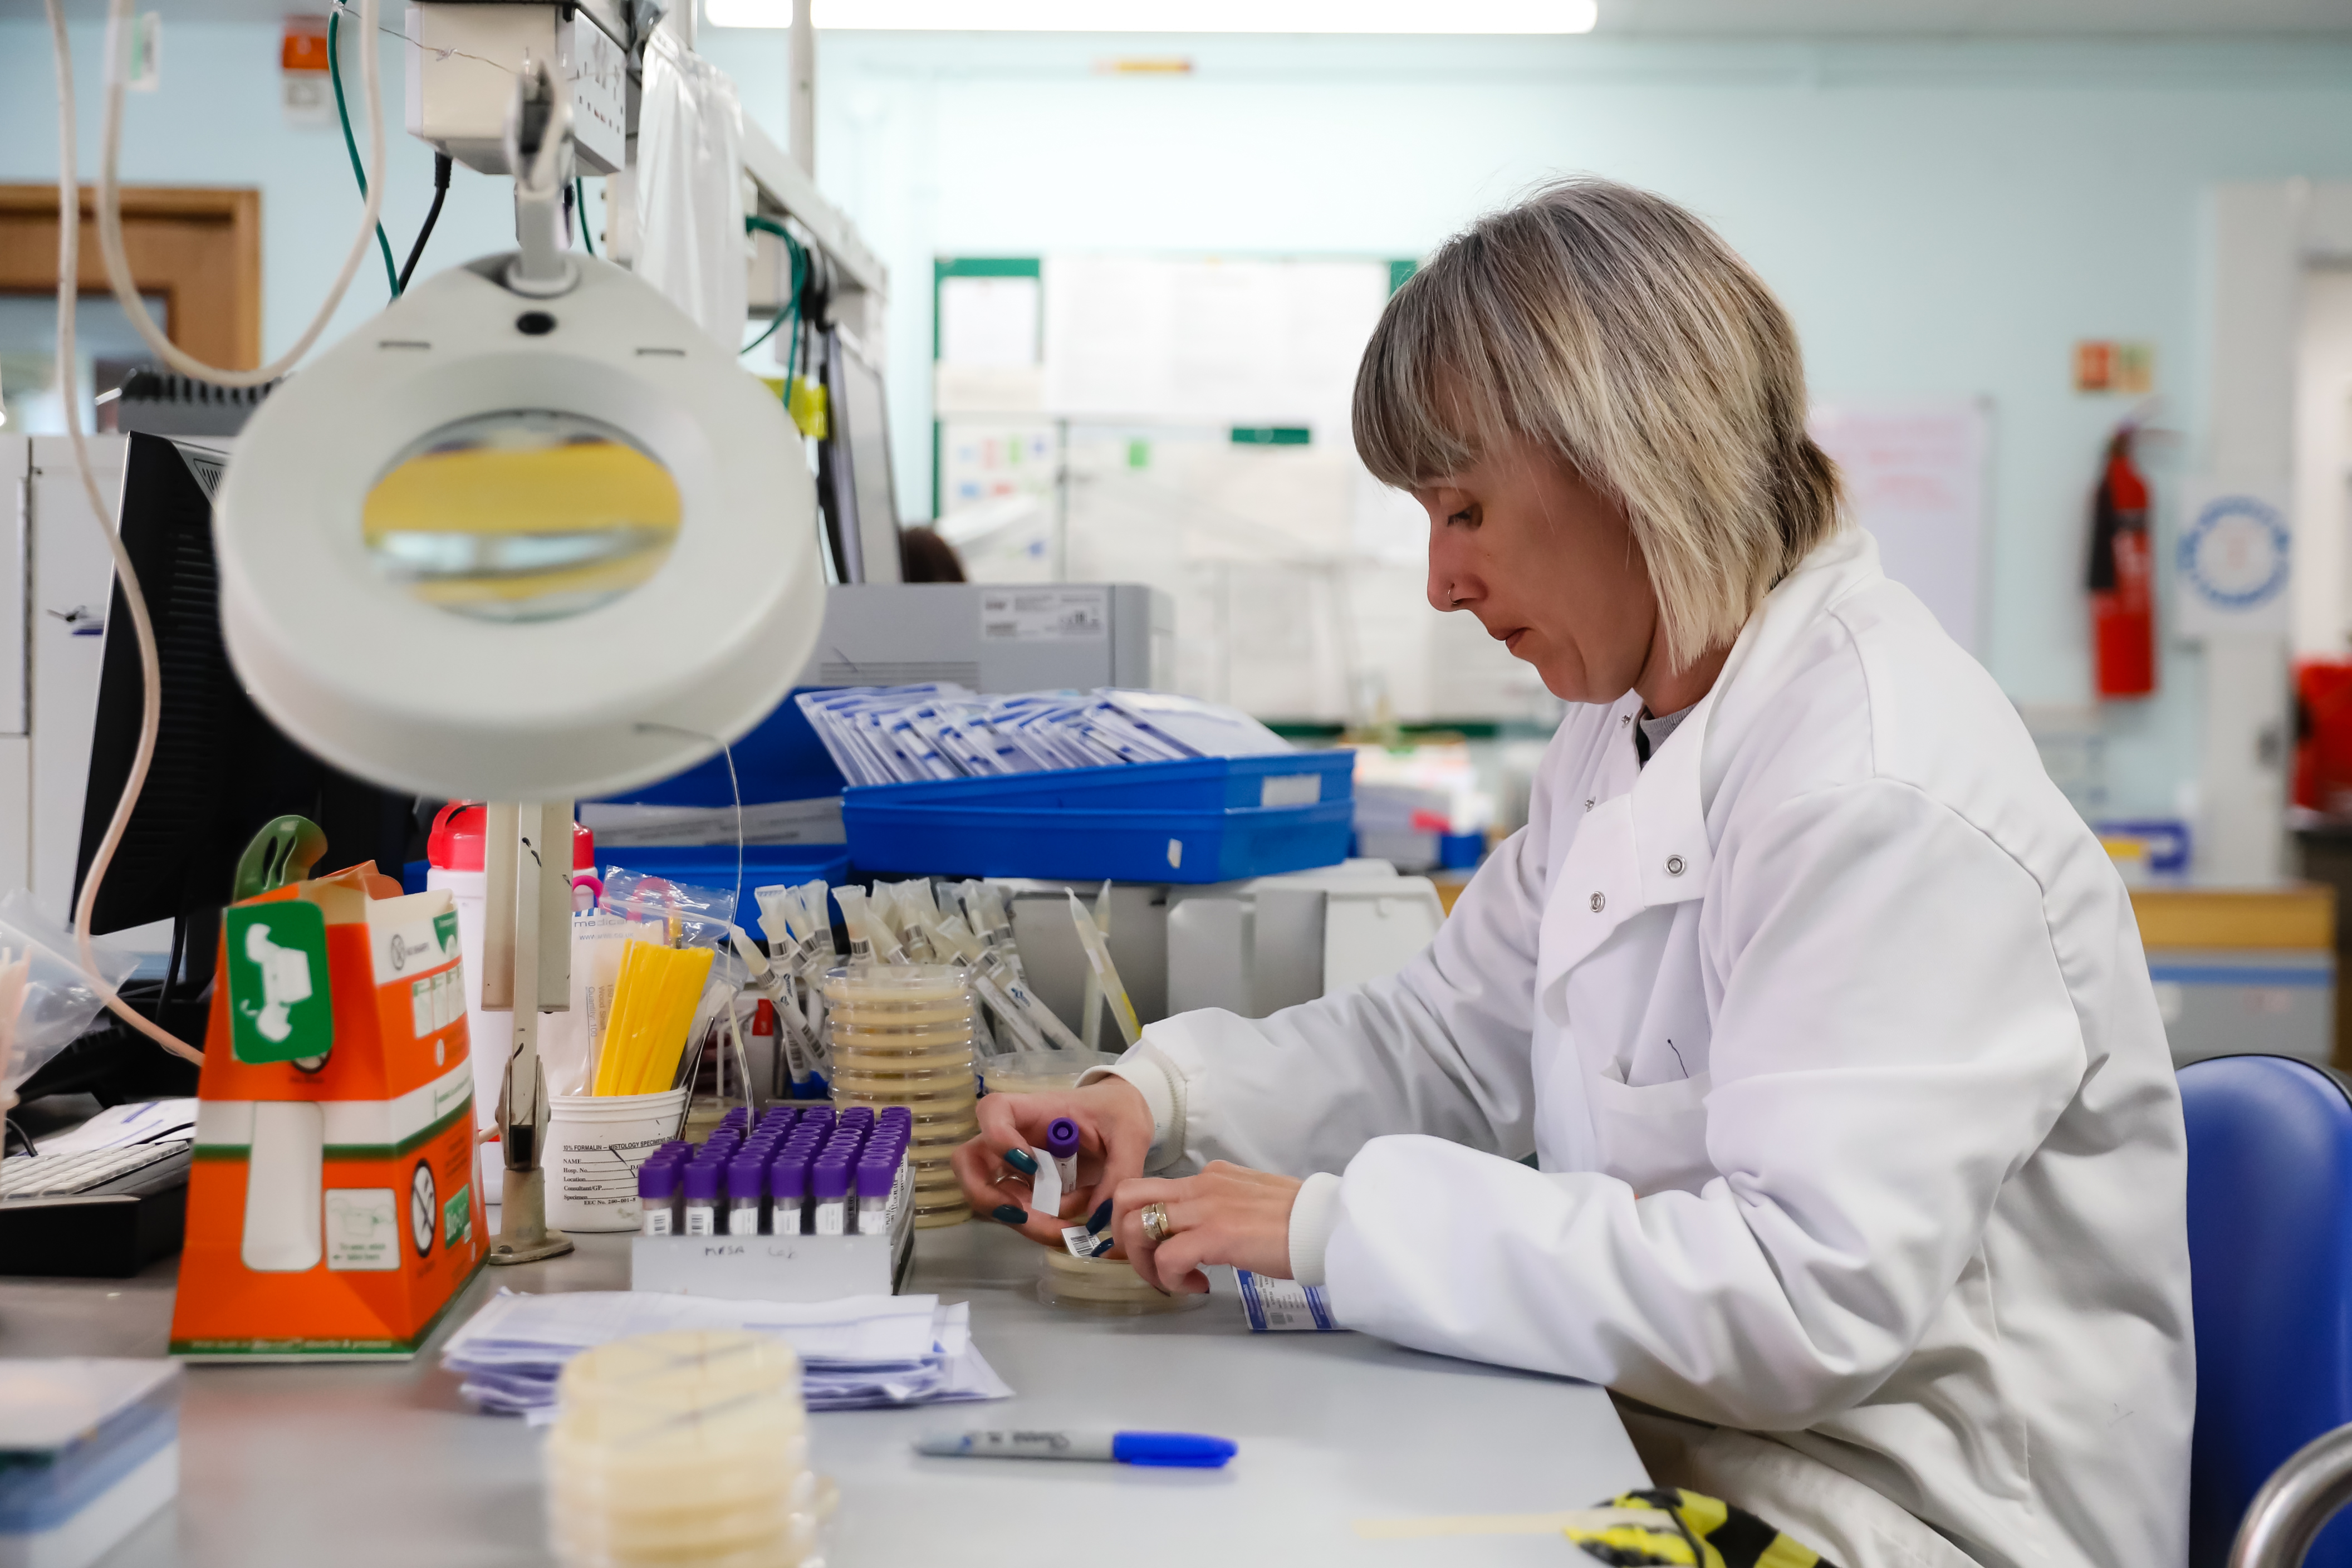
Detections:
[1097, 530, 2192, 1568]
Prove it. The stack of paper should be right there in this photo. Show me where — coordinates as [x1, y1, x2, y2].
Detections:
[441, 1291, 1010, 1422]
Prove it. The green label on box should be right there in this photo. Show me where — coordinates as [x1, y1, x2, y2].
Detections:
[443, 1184, 472, 1248]
[226, 902, 335, 1065]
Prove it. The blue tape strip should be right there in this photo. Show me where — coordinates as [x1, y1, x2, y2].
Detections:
[2147, 965, 2331, 989]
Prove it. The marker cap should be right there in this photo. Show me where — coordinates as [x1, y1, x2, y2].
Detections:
[1111, 1433, 1239, 1468]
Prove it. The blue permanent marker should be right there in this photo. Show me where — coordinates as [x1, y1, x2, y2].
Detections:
[913, 1430, 1236, 1468]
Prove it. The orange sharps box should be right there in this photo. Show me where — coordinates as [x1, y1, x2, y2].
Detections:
[169, 865, 486, 1360]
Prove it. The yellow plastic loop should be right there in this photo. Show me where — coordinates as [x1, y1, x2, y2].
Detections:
[787, 377, 829, 440]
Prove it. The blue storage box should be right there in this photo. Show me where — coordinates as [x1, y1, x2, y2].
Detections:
[852, 750, 1354, 814]
[846, 797, 1353, 884]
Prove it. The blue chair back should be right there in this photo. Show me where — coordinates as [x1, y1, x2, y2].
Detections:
[2183, 1054, 2352, 1567]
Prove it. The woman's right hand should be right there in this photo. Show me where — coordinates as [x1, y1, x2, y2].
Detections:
[951, 1076, 1156, 1248]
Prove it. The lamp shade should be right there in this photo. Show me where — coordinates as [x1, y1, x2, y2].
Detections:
[217, 254, 824, 800]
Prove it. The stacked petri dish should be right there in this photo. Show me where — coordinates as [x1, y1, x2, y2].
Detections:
[544, 1329, 832, 1568]
[820, 966, 977, 1228]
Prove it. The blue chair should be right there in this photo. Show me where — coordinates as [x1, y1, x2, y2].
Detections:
[2183, 1054, 2352, 1567]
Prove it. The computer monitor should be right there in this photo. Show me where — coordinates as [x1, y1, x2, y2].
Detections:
[68, 430, 414, 1053]
[815, 326, 903, 585]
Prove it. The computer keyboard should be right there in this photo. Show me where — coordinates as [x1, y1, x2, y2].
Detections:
[1, 1138, 194, 1199]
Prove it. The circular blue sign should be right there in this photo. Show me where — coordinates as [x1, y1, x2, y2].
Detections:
[2178, 494, 2290, 611]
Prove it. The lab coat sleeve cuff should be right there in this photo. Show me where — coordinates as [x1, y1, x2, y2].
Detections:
[1286, 1171, 1344, 1287]
[1078, 1042, 1188, 1173]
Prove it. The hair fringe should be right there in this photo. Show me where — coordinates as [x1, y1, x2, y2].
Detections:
[1353, 177, 1844, 670]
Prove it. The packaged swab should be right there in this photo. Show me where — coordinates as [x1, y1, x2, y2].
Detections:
[1079, 881, 1111, 1052]
[1066, 890, 1141, 1048]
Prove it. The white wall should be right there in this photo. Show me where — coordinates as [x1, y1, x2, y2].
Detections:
[7, 21, 2352, 816]
[2297, 266, 2352, 656]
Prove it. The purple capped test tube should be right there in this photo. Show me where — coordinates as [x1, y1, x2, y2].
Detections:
[770, 1153, 808, 1235]
[682, 1159, 722, 1236]
[639, 1160, 681, 1236]
[726, 1157, 768, 1236]
[1046, 1116, 1081, 1193]
[855, 1149, 899, 1235]
[811, 1156, 851, 1236]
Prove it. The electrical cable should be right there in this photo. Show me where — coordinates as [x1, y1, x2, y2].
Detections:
[575, 176, 595, 258]
[329, 7, 400, 298]
[741, 217, 803, 359]
[90, 0, 385, 388]
[43, 0, 200, 1062]
[52, 0, 383, 1060]
[398, 152, 454, 293]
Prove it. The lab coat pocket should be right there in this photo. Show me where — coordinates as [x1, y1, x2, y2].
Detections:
[1584, 1068, 1717, 1197]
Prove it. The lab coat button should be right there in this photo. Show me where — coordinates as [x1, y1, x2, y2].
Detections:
[1584, 798, 1595, 812]
[1666, 855, 1685, 876]
[1590, 892, 1605, 913]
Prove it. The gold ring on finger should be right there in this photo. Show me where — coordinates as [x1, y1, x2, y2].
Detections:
[1140, 1202, 1174, 1246]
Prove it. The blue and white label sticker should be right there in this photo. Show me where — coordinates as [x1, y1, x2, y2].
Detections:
[1060, 1223, 1112, 1259]
[2175, 479, 2292, 637]
[1237, 1270, 1341, 1332]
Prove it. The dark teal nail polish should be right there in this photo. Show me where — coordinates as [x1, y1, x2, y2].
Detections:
[1002, 1148, 1038, 1177]
[1086, 1199, 1113, 1234]
[1090, 1237, 1116, 1257]
[992, 1205, 1028, 1226]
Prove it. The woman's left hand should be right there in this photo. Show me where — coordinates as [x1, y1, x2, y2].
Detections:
[1111, 1162, 1304, 1295]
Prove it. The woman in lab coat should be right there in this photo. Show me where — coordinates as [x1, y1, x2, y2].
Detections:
[952, 179, 2190, 1568]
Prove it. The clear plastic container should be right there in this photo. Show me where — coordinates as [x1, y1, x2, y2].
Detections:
[1037, 1247, 1212, 1316]
[978, 1049, 1124, 1097]
[821, 966, 978, 1228]
[545, 1330, 832, 1567]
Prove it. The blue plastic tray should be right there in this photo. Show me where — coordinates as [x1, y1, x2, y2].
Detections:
[845, 798, 1352, 884]
[596, 845, 852, 903]
[846, 750, 1354, 814]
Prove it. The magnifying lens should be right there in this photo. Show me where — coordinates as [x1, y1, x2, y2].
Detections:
[216, 81, 821, 801]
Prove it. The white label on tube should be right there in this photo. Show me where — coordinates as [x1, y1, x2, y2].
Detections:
[685, 1206, 714, 1237]
[1027, 1144, 1064, 1219]
[643, 1207, 673, 1236]
[729, 1207, 762, 1236]
[816, 1202, 846, 1237]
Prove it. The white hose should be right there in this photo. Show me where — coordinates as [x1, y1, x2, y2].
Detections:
[43, 0, 389, 1061]
[94, 0, 388, 388]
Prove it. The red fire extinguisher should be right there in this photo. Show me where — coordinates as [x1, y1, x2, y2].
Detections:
[2088, 426, 2155, 699]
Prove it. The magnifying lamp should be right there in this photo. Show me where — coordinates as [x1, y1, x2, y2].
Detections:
[212, 64, 827, 1269]
[215, 81, 821, 802]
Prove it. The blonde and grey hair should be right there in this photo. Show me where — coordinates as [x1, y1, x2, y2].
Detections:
[1354, 177, 1843, 671]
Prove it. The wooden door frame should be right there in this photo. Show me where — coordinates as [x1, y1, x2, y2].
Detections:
[0, 184, 261, 370]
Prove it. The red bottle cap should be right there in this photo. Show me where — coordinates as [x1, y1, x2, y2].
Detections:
[427, 801, 596, 873]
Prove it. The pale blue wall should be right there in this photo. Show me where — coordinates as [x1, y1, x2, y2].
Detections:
[0, 17, 536, 370]
[7, 21, 2352, 814]
[701, 30, 2352, 816]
